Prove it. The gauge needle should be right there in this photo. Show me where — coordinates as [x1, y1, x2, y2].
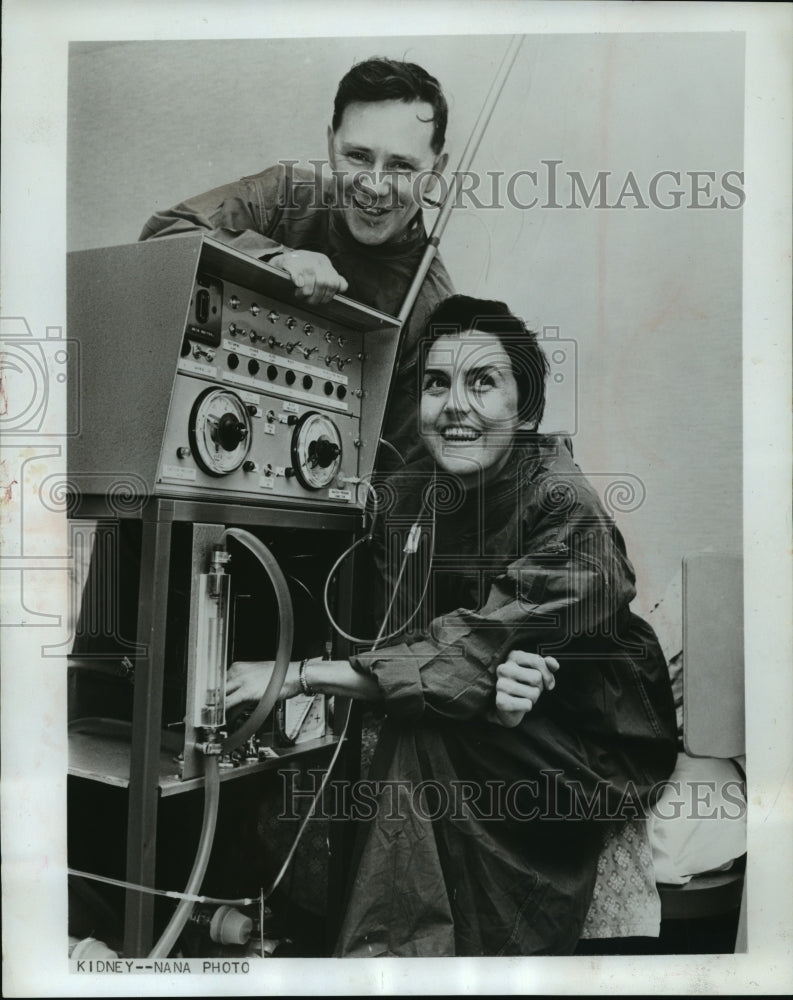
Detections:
[286, 697, 316, 741]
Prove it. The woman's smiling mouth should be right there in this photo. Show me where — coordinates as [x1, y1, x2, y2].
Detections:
[441, 426, 481, 442]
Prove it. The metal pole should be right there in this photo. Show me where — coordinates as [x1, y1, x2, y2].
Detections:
[397, 34, 525, 325]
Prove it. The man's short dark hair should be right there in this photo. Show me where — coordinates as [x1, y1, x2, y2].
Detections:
[333, 57, 448, 154]
[422, 294, 550, 429]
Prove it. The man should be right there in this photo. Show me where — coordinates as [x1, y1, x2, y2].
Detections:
[141, 54, 560, 721]
[140, 56, 454, 469]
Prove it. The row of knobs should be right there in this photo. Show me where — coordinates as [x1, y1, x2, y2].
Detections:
[225, 326, 360, 370]
[228, 322, 352, 350]
[228, 296, 348, 344]
[191, 340, 360, 375]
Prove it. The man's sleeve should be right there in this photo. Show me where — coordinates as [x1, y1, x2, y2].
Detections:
[350, 478, 638, 723]
[138, 166, 287, 259]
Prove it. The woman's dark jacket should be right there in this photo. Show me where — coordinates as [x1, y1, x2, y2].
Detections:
[336, 434, 678, 957]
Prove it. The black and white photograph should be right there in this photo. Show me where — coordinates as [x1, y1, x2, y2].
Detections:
[1, 1, 791, 995]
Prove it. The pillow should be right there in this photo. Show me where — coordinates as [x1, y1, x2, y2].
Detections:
[647, 752, 746, 885]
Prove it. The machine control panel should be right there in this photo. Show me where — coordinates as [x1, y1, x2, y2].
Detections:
[161, 271, 366, 505]
[68, 236, 402, 511]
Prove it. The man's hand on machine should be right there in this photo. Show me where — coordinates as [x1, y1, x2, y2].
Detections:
[269, 249, 349, 305]
[225, 659, 302, 709]
[487, 651, 560, 729]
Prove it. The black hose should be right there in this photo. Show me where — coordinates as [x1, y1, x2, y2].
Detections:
[220, 528, 295, 753]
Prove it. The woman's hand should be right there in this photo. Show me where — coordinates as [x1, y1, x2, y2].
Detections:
[225, 660, 301, 710]
[487, 651, 560, 728]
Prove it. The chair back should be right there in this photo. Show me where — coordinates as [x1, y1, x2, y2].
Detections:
[682, 552, 744, 758]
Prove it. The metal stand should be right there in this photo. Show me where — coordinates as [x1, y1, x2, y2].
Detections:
[68, 494, 360, 957]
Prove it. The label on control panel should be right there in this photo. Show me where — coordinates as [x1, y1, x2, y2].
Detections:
[259, 476, 275, 490]
[179, 359, 219, 379]
[162, 465, 197, 481]
[328, 488, 352, 501]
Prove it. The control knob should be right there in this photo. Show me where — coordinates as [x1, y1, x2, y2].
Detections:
[308, 438, 341, 469]
[216, 412, 249, 451]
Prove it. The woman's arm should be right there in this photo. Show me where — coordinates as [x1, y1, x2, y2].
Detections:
[225, 657, 382, 710]
[225, 652, 557, 724]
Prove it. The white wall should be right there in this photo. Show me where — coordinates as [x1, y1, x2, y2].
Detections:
[67, 34, 743, 612]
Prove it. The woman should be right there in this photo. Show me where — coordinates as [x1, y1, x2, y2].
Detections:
[227, 294, 677, 956]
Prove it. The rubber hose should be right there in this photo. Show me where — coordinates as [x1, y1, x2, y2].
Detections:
[219, 527, 295, 753]
[147, 529, 293, 957]
[148, 755, 221, 958]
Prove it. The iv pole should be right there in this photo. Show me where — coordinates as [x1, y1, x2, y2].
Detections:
[397, 34, 525, 326]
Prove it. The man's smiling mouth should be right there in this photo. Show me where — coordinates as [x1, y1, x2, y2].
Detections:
[354, 203, 390, 217]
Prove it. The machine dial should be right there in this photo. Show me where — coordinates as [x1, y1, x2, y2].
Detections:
[188, 388, 253, 476]
[290, 411, 343, 490]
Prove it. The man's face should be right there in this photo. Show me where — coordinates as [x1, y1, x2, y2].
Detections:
[421, 331, 520, 488]
[328, 100, 447, 246]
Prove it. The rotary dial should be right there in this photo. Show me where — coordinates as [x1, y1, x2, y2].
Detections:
[188, 388, 252, 476]
[290, 411, 343, 490]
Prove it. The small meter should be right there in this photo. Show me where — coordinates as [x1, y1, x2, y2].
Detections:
[188, 387, 253, 476]
[290, 412, 343, 490]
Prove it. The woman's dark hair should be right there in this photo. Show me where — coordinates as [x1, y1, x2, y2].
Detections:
[422, 295, 550, 428]
[332, 58, 448, 154]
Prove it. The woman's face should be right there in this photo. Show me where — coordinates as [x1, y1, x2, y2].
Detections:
[420, 330, 520, 487]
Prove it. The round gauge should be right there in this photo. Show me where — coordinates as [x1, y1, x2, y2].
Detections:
[290, 411, 343, 490]
[188, 388, 252, 476]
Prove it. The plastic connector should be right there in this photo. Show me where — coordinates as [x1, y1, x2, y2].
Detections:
[404, 522, 422, 554]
